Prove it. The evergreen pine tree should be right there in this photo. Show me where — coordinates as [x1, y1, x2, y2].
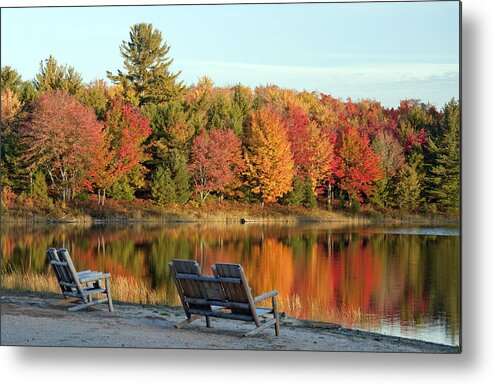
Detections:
[30, 169, 49, 202]
[150, 166, 176, 205]
[107, 23, 184, 106]
[283, 175, 305, 206]
[1, 66, 23, 92]
[425, 99, 460, 213]
[303, 181, 317, 209]
[392, 164, 421, 211]
[34, 56, 83, 96]
[172, 154, 191, 204]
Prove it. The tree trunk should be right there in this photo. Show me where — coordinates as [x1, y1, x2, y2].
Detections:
[327, 182, 332, 209]
[97, 189, 106, 207]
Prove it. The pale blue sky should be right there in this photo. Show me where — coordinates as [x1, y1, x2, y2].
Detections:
[1, 1, 460, 108]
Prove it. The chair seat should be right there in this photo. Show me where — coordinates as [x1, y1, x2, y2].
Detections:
[255, 307, 274, 316]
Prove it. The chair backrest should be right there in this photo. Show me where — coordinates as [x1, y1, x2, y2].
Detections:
[47, 248, 86, 300]
[47, 248, 74, 293]
[170, 260, 227, 314]
[212, 263, 257, 317]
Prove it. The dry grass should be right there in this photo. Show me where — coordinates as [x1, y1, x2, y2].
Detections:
[1, 272, 181, 306]
[1, 272, 60, 293]
[278, 294, 379, 327]
[2, 273, 377, 326]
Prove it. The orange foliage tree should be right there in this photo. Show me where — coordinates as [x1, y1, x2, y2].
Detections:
[243, 107, 294, 204]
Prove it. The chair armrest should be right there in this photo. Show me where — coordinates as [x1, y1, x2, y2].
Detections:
[79, 272, 110, 283]
[77, 270, 95, 276]
[254, 290, 279, 303]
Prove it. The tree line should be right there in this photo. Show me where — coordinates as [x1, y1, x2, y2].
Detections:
[1, 23, 460, 214]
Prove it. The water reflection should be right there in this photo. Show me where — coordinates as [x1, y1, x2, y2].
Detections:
[1, 222, 460, 346]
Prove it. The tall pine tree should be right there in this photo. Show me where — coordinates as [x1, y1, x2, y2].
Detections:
[107, 23, 184, 106]
[425, 99, 460, 213]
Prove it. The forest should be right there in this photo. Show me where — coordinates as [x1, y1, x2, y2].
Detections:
[0, 23, 460, 218]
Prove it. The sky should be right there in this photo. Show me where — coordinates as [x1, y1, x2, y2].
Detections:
[1, 1, 460, 108]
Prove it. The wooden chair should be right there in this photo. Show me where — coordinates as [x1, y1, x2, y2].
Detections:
[169, 260, 280, 336]
[47, 248, 114, 312]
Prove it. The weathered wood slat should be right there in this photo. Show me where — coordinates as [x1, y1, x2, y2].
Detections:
[254, 290, 279, 303]
[62, 287, 107, 297]
[79, 273, 110, 283]
[67, 297, 108, 312]
[188, 308, 254, 322]
[175, 273, 241, 284]
[175, 314, 202, 329]
[272, 296, 280, 336]
[244, 318, 277, 337]
[183, 296, 251, 310]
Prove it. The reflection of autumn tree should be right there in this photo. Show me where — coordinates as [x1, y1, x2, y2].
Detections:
[2, 223, 459, 343]
[336, 236, 383, 317]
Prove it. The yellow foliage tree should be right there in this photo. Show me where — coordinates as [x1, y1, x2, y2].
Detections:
[243, 107, 294, 203]
[1, 89, 21, 124]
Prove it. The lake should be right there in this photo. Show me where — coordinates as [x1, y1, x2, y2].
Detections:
[1, 222, 460, 346]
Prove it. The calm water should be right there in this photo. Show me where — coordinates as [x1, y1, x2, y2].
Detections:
[1, 222, 460, 346]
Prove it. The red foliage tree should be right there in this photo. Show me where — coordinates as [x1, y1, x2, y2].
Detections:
[89, 99, 152, 205]
[20, 90, 104, 201]
[284, 105, 335, 195]
[334, 125, 384, 202]
[284, 105, 312, 174]
[189, 128, 245, 202]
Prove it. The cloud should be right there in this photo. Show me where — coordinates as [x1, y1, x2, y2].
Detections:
[175, 59, 459, 108]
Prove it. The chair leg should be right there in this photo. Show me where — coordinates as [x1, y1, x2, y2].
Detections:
[68, 298, 108, 312]
[105, 277, 114, 312]
[244, 318, 277, 337]
[175, 314, 202, 329]
[272, 296, 280, 337]
[54, 296, 80, 306]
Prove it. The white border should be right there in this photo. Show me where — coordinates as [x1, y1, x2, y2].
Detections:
[2, 0, 492, 384]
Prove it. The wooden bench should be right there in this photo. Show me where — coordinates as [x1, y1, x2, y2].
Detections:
[169, 260, 280, 336]
[47, 248, 114, 312]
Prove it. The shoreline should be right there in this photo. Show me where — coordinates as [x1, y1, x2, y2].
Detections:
[2, 210, 459, 226]
[2, 197, 459, 226]
[0, 290, 460, 353]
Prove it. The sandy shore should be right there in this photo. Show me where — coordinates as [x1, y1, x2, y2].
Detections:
[0, 291, 459, 353]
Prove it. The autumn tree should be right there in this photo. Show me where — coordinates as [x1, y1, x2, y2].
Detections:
[89, 99, 152, 205]
[1, 89, 23, 190]
[243, 107, 294, 204]
[283, 105, 335, 200]
[34, 56, 83, 96]
[1, 89, 21, 124]
[370, 130, 405, 208]
[107, 23, 184, 106]
[20, 90, 104, 201]
[189, 129, 245, 202]
[334, 125, 383, 204]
